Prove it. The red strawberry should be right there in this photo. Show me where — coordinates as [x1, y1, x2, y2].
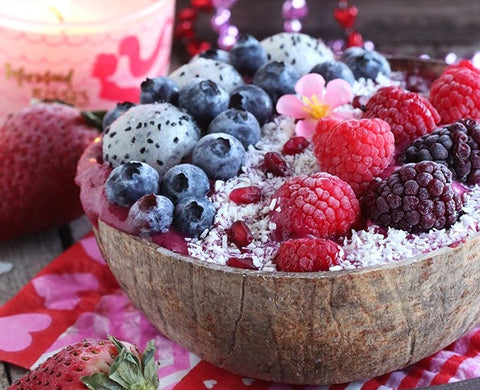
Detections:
[0, 103, 98, 241]
[313, 118, 395, 194]
[275, 237, 342, 272]
[430, 60, 480, 124]
[9, 336, 159, 389]
[270, 172, 360, 241]
[363, 85, 441, 151]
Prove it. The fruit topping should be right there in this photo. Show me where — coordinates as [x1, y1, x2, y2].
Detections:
[229, 34, 267, 77]
[169, 57, 244, 93]
[260, 32, 334, 75]
[310, 59, 356, 85]
[102, 102, 200, 175]
[197, 48, 231, 63]
[229, 185, 262, 204]
[192, 133, 246, 180]
[361, 161, 463, 233]
[274, 237, 342, 272]
[127, 193, 174, 234]
[313, 118, 395, 194]
[207, 108, 261, 148]
[402, 118, 480, 185]
[282, 136, 309, 155]
[270, 172, 360, 241]
[341, 46, 391, 80]
[102, 101, 135, 131]
[174, 196, 216, 237]
[140, 76, 179, 105]
[363, 86, 441, 151]
[263, 151, 291, 177]
[226, 257, 258, 270]
[229, 84, 273, 125]
[252, 61, 300, 104]
[160, 163, 210, 204]
[105, 161, 160, 207]
[429, 61, 480, 124]
[227, 220, 254, 248]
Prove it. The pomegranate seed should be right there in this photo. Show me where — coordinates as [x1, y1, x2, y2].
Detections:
[227, 257, 258, 270]
[227, 220, 254, 248]
[352, 95, 369, 111]
[264, 152, 290, 176]
[229, 186, 262, 204]
[282, 136, 309, 155]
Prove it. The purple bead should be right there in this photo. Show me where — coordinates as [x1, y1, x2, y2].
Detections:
[218, 32, 238, 50]
[212, 0, 237, 8]
[283, 19, 302, 33]
[282, 0, 308, 20]
[211, 8, 231, 32]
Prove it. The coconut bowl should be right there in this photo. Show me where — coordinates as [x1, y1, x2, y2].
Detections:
[91, 58, 480, 385]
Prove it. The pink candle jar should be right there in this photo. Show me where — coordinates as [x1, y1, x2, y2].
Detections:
[0, 0, 175, 119]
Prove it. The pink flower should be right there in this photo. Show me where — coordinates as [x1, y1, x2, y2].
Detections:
[276, 73, 354, 138]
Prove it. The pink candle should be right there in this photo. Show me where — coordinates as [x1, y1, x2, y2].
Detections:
[0, 0, 175, 119]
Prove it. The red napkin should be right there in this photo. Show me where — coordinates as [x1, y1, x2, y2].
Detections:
[1, 232, 480, 389]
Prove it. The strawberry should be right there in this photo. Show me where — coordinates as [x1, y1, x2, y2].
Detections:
[0, 102, 98, 241]
[8, 335, 159, 390]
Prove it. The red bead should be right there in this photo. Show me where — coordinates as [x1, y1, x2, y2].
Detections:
[282, 136, 309, 155]
[187, 40, 211, 56]
[227, 221, 254, 248]
[191, 0, 213, 12]
[264, 152, 290, 176]
[229, 186, 262, 204]
[175, 21, 194, 39]
[347, 30, 363, 47]
[227, 257, 258, 270]
[178, 8, 197, 22]
[333, 5, 358, 30]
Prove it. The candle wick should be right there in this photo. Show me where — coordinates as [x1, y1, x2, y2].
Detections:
[49, 6, 65, 23]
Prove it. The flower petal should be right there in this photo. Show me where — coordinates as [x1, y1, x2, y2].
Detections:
[295, 119, 318, 139]
[295, 74, 326, 98]
[324, 79, 354, 108]
[276, 94, 309, 119]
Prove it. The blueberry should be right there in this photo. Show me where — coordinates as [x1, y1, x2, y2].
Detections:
[127, 194, 174, 234]
[208, 108, 260, 149]
[310, 60, 356, 85]
[140, 77, 179, 105]
[198, 48, 230, 64]
[342, 47, 391, 80]
[252, 61, 300, 105]
[192, 133, 245, 180]
[229, 84, 273, 125]
[229, 34, 267, 77]
[174, 196, 216, 237]
[102, 102, 135, 131]
[160, 163, 210, 204]
[178, 78, 229, 128]
[105, 161, 159, 207]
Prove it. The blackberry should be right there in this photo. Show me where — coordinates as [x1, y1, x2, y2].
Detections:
[402, 119, 480, 185]
[361, 161, 463, 233]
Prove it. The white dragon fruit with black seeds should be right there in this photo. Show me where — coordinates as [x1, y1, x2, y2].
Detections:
[169, 58, 244, 93]
[103, 102, 200, 176]
[260, 32, 334, 75]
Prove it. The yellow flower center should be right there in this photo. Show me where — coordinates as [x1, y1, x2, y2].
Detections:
[301, 95, 331, 119]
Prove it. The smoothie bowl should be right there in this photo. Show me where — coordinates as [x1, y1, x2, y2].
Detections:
[76, 32, 480, 384]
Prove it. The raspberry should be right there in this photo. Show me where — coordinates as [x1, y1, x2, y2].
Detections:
[270, 172, 360, 241]
[313, 118, 395, 194]
[361, 161, 463, 233]
[363, 86, 440, 150]
[274, 238, 342, 272]
[402, 118, 480, 185]
[429, 61, 480, 124]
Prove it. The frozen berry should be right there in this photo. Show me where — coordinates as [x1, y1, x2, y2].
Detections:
[252, 61, 300, 104]
[263, 151, 291, 177]
[127, 194, 174, 234]
[342, 47, 391, 80]
[363, 86, 441, 151]
[361, 161, 463, 233]
[102, 102, 135, 131]
[140, 76, 179, 105]
[402, 118, 480, 185]
[229, 186, 262, 204]
[160, 163, 210, 204]
[178, 78, 229, 128]
[429, 61, 480, 124]
[275, 237, 342, 272]
[313, 118, 395, 194]
[229, 34, 267, 77]
[270, 172, 360, 241]
[310, 60, 355, 85]
[227, 220, 254, 248]
[208, 108, 261, 148]
[282, 136, 309, 155]
[192, 133, 245, 180]
[105, 161, 159, 207]
[174, 196, 216, 237]
[229, 84, 273, 125]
